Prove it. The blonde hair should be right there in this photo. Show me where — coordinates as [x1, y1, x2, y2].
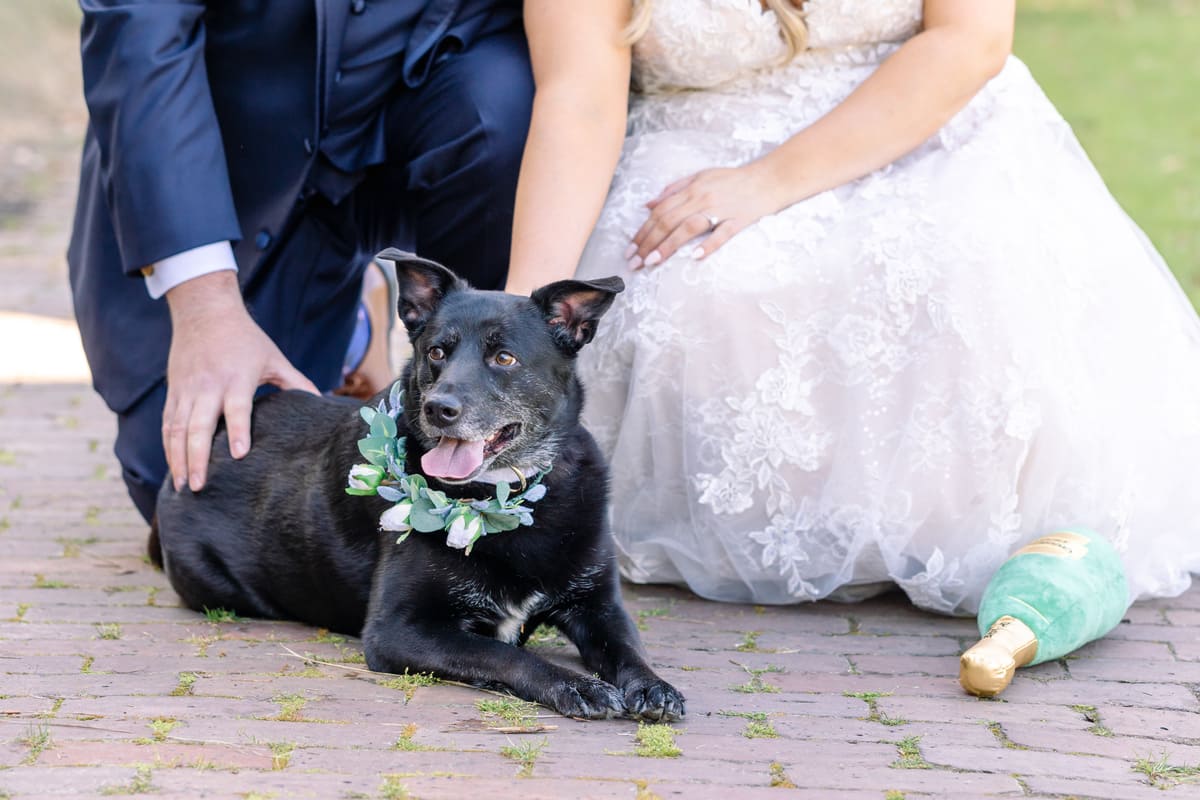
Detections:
[624, 0, 808, 59]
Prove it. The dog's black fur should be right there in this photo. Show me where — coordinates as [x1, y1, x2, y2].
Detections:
[150, 250, 685, 721]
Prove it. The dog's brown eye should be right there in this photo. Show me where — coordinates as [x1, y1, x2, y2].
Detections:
[428, 346, 445, 362]
[494, 351, 517, 367]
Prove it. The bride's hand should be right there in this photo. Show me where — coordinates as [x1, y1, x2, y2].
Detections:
[626, 162, 784, 269]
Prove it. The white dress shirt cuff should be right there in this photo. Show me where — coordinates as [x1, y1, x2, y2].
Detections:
[141, 241, 239, 299]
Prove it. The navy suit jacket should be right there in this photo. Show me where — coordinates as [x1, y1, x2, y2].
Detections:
[68, 0, 521, 414]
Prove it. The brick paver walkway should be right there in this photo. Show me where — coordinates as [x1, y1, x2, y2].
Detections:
[1, 111, 1198, 800]
[1, 387, 1199, 800]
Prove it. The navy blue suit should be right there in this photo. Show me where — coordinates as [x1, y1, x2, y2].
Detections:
[68, 0, 533, 521]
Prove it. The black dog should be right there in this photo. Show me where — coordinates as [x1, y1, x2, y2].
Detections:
[151, 250, 685, 722]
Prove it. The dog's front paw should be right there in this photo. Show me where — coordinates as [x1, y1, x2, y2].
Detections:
[548, 675, 625, 720]
[622, 677, 686, 722]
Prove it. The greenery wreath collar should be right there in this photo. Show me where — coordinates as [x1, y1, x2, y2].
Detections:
[345, 381, 549, 554]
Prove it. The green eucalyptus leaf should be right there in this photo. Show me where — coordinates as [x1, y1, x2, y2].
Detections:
[359, 406, 378, 426]
[482, 511, 521, 533]
[357, 436, 394, 467]
[370, 412, 398, 440]
[409, 496, 446, 532]
[424, 488, 450, 510]
[495, 481, 510, 506]
[380, 412, 398, 439]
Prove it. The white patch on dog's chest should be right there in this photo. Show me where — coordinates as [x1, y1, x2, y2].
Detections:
[493, 592, 547, 645]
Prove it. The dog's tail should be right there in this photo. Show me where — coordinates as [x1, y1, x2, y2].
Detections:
[146, 515, 164, 569]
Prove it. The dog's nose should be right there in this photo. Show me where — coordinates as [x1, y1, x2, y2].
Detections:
[423, 396, 462, 427]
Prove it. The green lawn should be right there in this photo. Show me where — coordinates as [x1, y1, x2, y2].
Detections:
[1015, 0, 1200, 305]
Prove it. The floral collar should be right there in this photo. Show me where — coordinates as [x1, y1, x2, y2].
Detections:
[345, 381, 548, 554]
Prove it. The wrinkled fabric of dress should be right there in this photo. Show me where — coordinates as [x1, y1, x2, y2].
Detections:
[573, 0, 1200, 614]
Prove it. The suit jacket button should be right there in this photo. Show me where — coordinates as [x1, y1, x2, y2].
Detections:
[255, 230, 272, 250]
[350, 0, 366, 14]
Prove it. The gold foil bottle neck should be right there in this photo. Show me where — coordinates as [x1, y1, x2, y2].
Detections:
[959, 616, 1039, 697]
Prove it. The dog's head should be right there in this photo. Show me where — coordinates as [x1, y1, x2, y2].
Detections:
[376, 249, 623, 485]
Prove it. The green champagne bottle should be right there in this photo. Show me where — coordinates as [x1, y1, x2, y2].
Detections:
[959, 527, 1129, 697]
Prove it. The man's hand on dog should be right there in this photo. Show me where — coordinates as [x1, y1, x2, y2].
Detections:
[163, 271, 318, 493]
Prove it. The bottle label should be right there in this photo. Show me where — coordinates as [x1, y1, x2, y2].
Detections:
[1012, 531, 1089, 560]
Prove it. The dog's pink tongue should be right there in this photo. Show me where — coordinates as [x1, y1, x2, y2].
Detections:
[421, 437, 486, 480]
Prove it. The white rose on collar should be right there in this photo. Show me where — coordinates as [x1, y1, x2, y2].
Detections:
[348, 463, 384, 491]
[380, 500, 413, 533]
[446, 514, 483, 550]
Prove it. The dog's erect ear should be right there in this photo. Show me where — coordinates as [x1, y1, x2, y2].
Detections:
[375, 249, 464, 336]
[531, 276, 625, 354]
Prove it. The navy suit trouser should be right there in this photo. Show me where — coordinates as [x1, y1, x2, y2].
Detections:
[117, 28, 533, 523]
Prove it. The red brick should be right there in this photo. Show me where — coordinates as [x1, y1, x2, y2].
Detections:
[1067, 658, 1200, 683]
[736, 762, 1020, 795]
[20, 605, 196, 625]
[1103, 622, 1199, 644]
[38, 740, 275, 770]
[851, 653, 963, 676]
[1172, 640, 1200, 661]
[1121, 605, 1172, 625]
[920, 743, 1133, 780]
[1021, 774, 1191, 800]
[1000, 678, 1199, 711]
[1098, 706, 1200, 741]
[0, 765, 135, 795]
[1003, 720, 1200, 761]
[873, 695, 1084, 729]
[1167, 608, 1200, 626]
[59, 695, 281, 721]
[1072, 637, 1177, 661]
[537, 752, 773, 786]
[381, 776, 638, 800]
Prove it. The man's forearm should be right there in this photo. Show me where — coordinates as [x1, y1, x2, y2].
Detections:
[164, 268, 247, 327]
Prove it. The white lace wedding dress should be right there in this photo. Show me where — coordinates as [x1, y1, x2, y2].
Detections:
[573, 0, 1200, 614]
